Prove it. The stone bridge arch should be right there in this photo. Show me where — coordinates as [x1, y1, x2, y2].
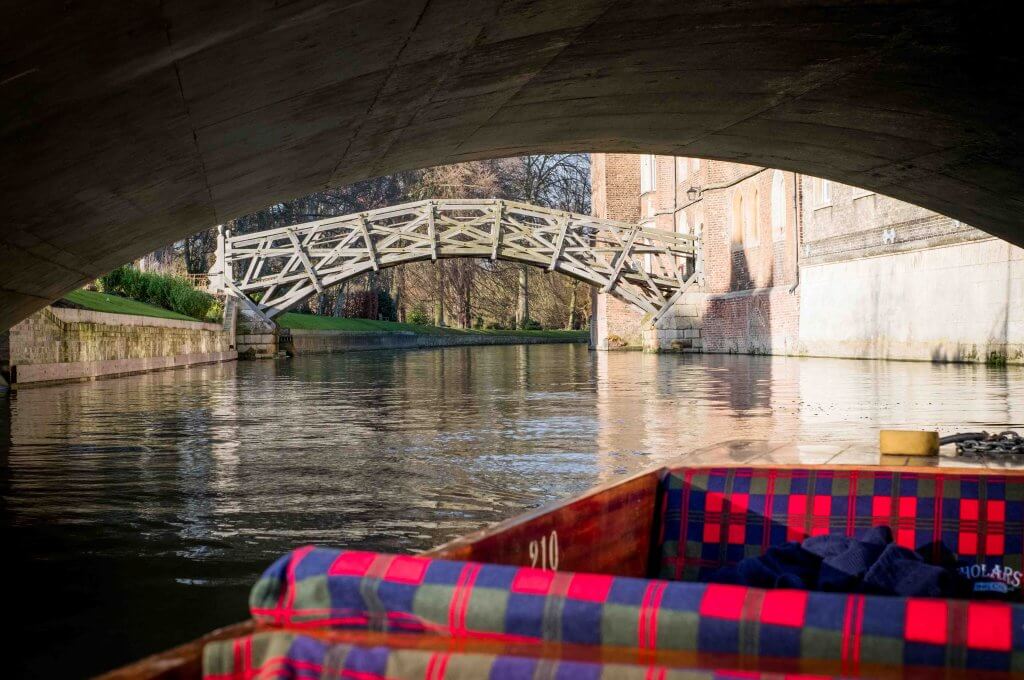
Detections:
[2, 1, 1020, 331]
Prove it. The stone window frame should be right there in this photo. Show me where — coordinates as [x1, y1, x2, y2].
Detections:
[731, 191, 745, 250]
[746, 187, 761, 248]
[676, 156, 689, 184]
[771, 170, 787, 241]
[676, 209, 689, 235]
[640, 154, 657, 194]
[815, 177, 832, 207]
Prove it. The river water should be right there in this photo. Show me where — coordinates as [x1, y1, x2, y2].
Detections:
[4, 344, 1024, 676]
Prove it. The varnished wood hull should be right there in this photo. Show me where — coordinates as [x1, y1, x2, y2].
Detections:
[101, 461, 1024, 679]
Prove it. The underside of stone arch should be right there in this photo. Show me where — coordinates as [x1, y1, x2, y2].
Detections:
[2, 1, 1021, 331]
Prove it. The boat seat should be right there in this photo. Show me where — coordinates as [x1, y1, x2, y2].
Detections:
[655, 466, 1024, 591]
[245, 545, 1024, 674]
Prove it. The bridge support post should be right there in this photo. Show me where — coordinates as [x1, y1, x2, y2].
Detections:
[234, 304, 280, 359]
[590, 290, 647, 350]
[0, 328, 9, 392]
[642, 289, 706, 353]
[591, 288, 706, 353]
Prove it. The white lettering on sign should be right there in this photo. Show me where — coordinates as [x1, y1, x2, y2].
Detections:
[959, 563, 1022, 589]
[528, 530, 559, 571]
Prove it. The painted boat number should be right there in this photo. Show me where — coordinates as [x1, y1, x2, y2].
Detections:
[528, 530, 559, 571]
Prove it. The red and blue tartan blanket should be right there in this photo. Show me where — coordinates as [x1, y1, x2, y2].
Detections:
[248, 546, 1024, 674]
[658, 467, 1024, 596]
[203, 631, 850, 680]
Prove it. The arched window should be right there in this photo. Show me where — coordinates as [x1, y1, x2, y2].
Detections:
[640, 154, 656, 194]
[690, 158, 701, 174]
[732, 192, 745, 248]
[771, 170, 786, 239]
[676, 157, 688, 183]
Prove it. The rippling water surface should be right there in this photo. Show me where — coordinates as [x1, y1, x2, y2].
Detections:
[4, 344, 1024, 676]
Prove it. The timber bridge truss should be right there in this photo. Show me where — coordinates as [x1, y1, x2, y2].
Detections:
[210, 199, 697, 323]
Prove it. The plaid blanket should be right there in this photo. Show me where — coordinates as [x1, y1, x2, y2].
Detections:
[250, 546, 1024, 673]
[203, 632, 851, 679]
[658, 467, 1024, 593]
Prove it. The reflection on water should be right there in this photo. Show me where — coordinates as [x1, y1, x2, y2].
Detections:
[3, 345, 1024, 676]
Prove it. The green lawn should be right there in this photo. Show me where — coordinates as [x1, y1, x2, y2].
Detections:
[276, 312, 587, 340]
[62, 289, 202, 322]
[56, 294, 586, 340]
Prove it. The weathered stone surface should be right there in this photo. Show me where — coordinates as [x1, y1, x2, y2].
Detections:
[0, 329, 9, 385]
[289, 330, 584, 355]
[2, 1, 1021, 332]
[8, 308, 235, 385]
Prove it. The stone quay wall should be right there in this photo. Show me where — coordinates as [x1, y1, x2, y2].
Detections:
[0, 328, 9, 390]
[8, 307, 236, 386]
[287, 329, 585, 355]
[591, 152, 1024, 364]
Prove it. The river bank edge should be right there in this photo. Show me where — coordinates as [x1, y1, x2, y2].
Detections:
[1, 306, 588, 389]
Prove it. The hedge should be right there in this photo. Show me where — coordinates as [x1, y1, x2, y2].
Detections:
[99, 266, 221, 322]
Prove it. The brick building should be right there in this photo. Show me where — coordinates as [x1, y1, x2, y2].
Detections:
[591, 153, 1024, 363]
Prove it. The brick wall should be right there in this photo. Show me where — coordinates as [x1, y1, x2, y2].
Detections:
[699, 165, 801, 353]
[592, 152, 1021, 362]
[629, 154, 804, 353]
[591, 153, 649, 349]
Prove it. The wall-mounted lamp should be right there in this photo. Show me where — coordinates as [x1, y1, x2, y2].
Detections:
[686, 186, 700, 202]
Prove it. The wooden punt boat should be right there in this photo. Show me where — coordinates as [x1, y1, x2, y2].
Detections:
[104, 451, 1024, 680]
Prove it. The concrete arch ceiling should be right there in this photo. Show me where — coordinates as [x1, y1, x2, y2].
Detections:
[2, 1, 1021, 332]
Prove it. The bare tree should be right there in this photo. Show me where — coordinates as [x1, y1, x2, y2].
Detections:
[135, 155, 592, 329]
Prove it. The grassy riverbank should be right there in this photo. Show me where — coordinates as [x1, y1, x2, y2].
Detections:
[59, 292, 589, 341]
[62, 290, 203, 322]
[276, 312, 588, 341]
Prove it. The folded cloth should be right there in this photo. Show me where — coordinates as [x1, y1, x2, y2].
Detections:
[708, 525, 966, 598]
[709, 541, 820, 590]
[804, 526, 890, 592]
[863, 543, 960, 598]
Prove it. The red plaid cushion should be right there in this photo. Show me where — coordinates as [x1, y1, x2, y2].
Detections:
[657, 467, 1024, 594]
[248, 547, 1024, 674]
[203, 631, 853, 679]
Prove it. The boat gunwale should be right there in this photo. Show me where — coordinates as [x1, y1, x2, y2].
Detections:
[98, 461, 1024, 679]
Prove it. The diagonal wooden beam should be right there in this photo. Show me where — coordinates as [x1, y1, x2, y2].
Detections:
[601, 225, 640, 293]
[286, 228, 324, 293]
[224, 279, 274, 323]
[547, 213, 570, 271]
[649, 271, 699, 327]
[491, 201, 503, 260]
[427, 202, 438, 261]
[359, 214, 380, 271]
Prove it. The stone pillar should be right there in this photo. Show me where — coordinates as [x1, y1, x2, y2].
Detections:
[0, 328, 9, 390]
[643, 290, 705, 352]
[590, 153, 648, 350]
[591, 288, 649, 349]
[234, 304, 279, 359]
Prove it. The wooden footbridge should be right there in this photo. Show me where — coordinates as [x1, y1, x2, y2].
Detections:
[209, 199, 696, 323]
